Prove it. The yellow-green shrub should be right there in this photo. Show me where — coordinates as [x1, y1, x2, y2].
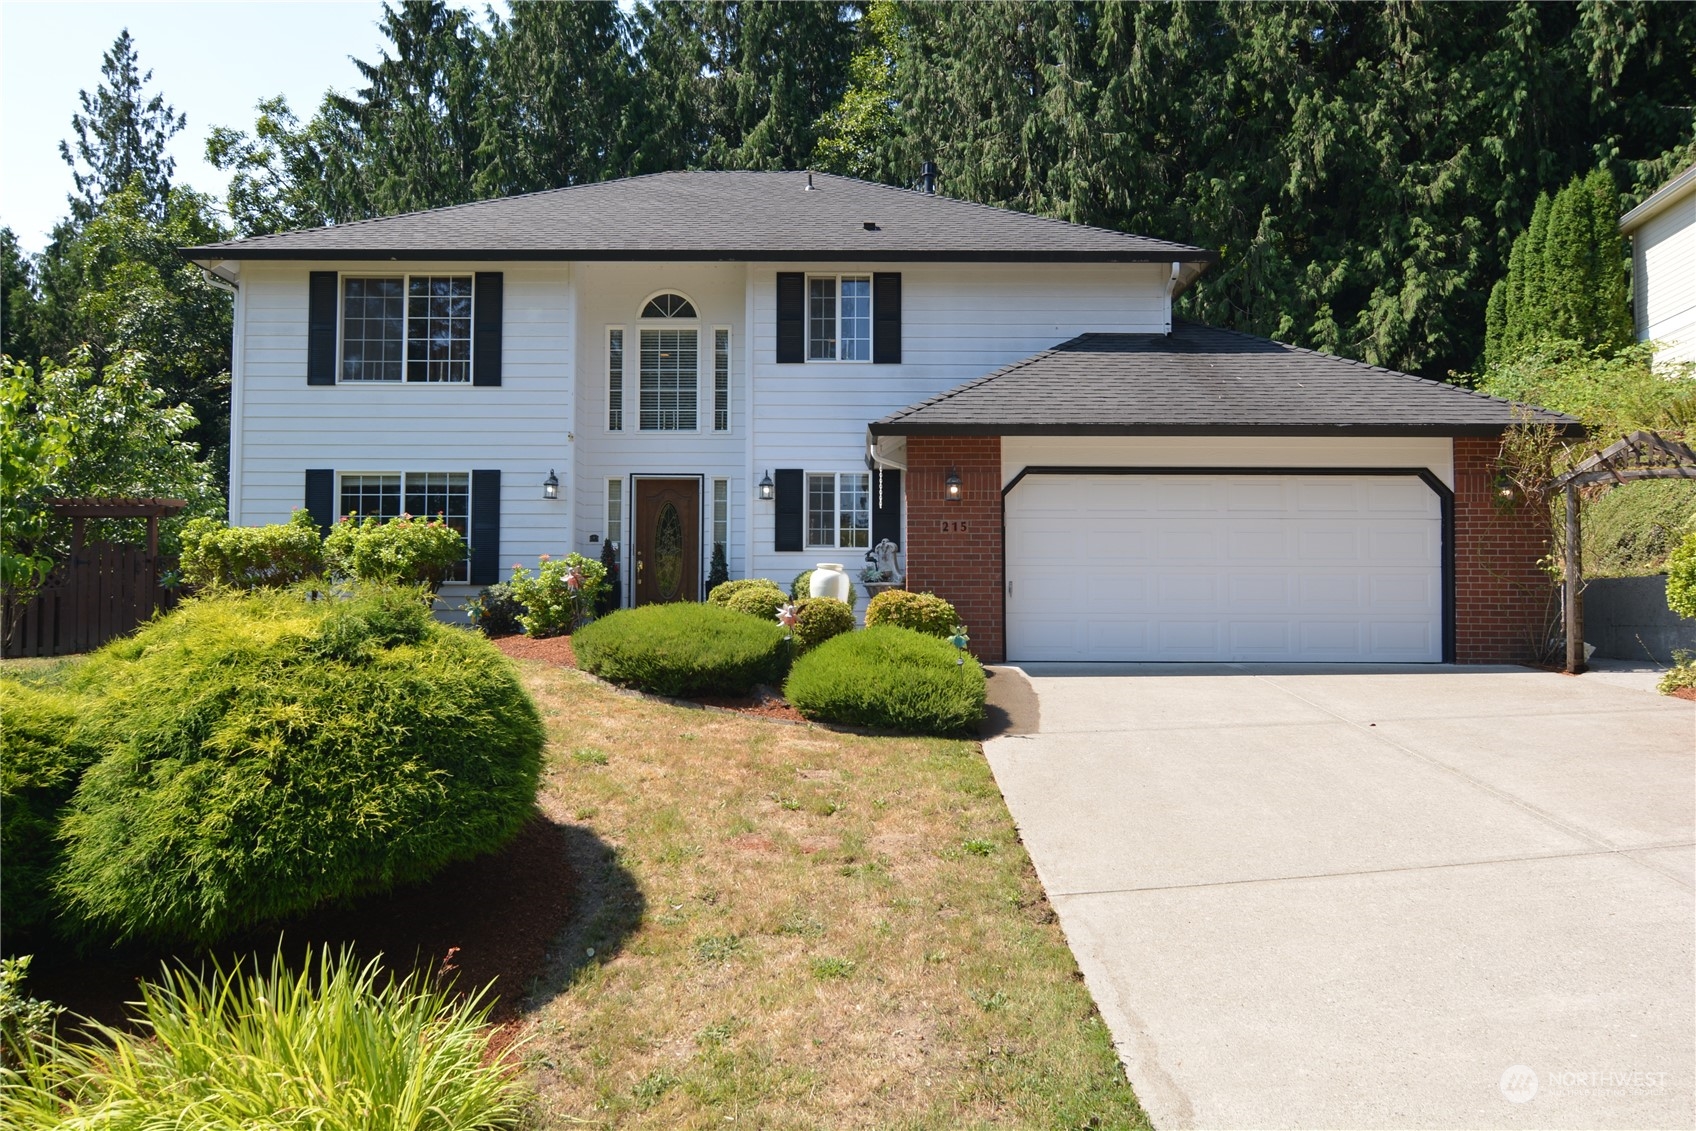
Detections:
[0, 681, 101, 940]
[864, 589, 959, 637]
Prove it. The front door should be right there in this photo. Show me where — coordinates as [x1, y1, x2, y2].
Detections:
[634, 478, 700, 605]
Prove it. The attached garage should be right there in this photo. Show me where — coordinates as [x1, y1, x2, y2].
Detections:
[1004, 470, 1446, 662]
[872, 324, 1581, 665]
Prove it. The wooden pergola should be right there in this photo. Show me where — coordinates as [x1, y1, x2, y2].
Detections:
[1550, 432, 1696, 673]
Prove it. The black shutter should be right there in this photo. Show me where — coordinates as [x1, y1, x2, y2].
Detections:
[872, 272, 901, 364]
[473, 272, 503, 386]
[776, 272, 804, 363]
[307, 272, 338, 384]
[304, 469, 335, 534]
[774, 468, 804, 552]
[871, 469, 902, 548]
[470, 470, 501, 585]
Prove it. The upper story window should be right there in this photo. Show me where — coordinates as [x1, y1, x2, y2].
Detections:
[808, 275, 871, 361]
[341, 275, 473, 382]
[641, 292, 697, 319]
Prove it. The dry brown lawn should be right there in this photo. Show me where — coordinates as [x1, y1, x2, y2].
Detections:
[512, 657, 1150, 1129]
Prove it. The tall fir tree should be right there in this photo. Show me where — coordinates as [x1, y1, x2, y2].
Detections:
[59, 29, 185, 221]
[1, 228, 41, 364]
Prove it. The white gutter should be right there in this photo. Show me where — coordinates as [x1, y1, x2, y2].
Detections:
[1620, 163, 1696, 233]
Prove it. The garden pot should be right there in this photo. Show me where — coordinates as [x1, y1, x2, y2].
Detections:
[810, 563, 852, 603]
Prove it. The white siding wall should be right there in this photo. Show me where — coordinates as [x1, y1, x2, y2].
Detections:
[746, 262, 1171, 591]
[1633, 188, 1696, 366]
[1002, 436, 1456, 490]
[234, 261, 573, 600]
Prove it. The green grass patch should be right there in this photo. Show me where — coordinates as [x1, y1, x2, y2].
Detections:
[573, 602, 789, 697]
[784, 626, 986, 735]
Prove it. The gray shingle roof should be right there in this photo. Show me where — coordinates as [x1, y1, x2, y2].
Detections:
[182, 170, 1215, 264]
[871, 323, 1580, 437]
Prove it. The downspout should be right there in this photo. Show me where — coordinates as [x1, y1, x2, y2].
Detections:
[1163, 261, 1180, 333]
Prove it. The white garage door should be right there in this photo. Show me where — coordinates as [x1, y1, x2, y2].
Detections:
[1005, 472, 1443, 662]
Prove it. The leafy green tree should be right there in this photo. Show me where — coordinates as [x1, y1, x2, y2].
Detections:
[206, 96, 368, 236]
[1, 228, 41, 365]
[58, 29, 185, 221]
[1, 360, 74, 604]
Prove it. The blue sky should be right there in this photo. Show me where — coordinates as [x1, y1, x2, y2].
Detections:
[0, 0, 497, 253]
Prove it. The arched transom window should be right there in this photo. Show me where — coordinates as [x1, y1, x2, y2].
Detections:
[641, 292, 697, 319]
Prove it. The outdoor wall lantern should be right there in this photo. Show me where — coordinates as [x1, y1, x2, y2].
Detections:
[944, 468, 962, 500]
[543, 470, 560, 500]
[758, 471, 775, 501]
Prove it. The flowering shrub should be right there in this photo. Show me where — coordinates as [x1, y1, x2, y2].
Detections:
[323, 514, 465, 590]
[507, 554, 608, 637]
[179, 510, 326, 589]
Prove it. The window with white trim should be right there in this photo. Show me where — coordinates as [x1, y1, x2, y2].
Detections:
[712, 478, 728, 556]
[607, 328, 625, 431]
[340, 275, 473, 382]
[806, 472, 870, 549]
[606, 478, 622, 547]
[338, 471, 470, 581]
[639, 328, 697, 430]
[713, 327, 730, 431]
[807, 275, 871, 361]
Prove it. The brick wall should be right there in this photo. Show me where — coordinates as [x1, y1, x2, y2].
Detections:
[904, 436, 1005, 662]
[1453, 436, 1556, 663]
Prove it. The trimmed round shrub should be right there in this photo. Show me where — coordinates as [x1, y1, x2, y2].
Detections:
[55, 588, 544, 948]
[573, 602, 789, 697]
[864, 589, 960, 637]
[707, 577, 784, 607]
[1668, 531, 1696, 619]
[725, 583, 789, 623]
[791, 597, 855, 653]
[0, 680, 102, 939]
[791, 569, 857, 606]
[784, 625, 985, 736]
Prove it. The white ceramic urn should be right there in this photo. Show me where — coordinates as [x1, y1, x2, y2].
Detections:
[809, 563, 852, 603]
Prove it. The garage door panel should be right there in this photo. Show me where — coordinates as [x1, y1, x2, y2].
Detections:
[1007, 473, 1442, 663]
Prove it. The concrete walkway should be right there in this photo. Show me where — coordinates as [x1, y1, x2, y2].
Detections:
[985, 664, 1694, 1129]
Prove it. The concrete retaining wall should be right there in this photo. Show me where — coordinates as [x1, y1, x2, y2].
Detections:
[1584, 575, 1696, 662]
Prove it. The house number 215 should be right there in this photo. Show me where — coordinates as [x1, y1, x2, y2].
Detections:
[939, 520, 970, 532]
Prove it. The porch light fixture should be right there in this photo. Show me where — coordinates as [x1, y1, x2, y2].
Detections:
[944, 469, 962, 500]
[758, 471, 775, 501]
[543, 470, 560, 500]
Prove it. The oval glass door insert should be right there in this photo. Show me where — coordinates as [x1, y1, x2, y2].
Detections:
[653, 502, 683, 600]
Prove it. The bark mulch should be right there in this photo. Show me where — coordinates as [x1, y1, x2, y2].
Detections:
[491, 633, 811, 724]
[27, 815, 576, 1030]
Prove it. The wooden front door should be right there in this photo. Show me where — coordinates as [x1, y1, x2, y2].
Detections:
[633, 478, 700, 605]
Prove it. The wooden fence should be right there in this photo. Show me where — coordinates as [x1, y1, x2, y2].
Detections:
[3, 542, 168, 658]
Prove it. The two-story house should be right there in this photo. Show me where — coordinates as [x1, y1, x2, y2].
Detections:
[185, 170, 1570, 664]
[1620, 162, 1696, 367]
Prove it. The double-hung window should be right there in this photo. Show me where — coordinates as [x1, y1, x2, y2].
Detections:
[806, 472, 870, 549]
[338, 471, 471, 581]
[807, 275, 871, 361]
[626, 292, 698, 431]
[340, 275, 473, 382]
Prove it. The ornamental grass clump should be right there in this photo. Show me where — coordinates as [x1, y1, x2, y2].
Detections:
[864, 589, 959, 637]
[54, 588, 544, 948]
[573, 602, 789, 697]
[2, 947, 529, 1131]
[179, 509, 326, 589]
[0, 681, 102, 940]
[784, 625, 985, 736]
[323, 513, 466, 590]
[506, 553, 607, 636]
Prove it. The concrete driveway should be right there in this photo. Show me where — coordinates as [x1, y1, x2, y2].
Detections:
[985, 664, 1694, 1129]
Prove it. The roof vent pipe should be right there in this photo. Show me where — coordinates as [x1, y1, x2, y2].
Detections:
[919, 161, 938, 194]
[805, 172, 815, 191]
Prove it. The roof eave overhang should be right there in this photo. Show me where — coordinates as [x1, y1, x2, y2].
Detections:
[867, 420, 1585, 439]
[1619, 163, 1696, 233]
[181, 246, 1221, 266]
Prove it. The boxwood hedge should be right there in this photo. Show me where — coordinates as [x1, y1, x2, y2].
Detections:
[784, 625, 985, 736]
[54, 588, 545, 948]
[791, 597, 855, 653]
[573, 602, 789, 697]
[863, 590, 960, 638]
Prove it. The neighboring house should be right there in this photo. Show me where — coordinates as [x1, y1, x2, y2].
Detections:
[184, 170, 1573, 664]
[1620, 162, 1696, 366]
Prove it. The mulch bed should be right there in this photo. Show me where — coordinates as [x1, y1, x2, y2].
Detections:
[26, 815, 576, 1030]
[491, 633, 811, 723]
[1670, 686, 1696, 702]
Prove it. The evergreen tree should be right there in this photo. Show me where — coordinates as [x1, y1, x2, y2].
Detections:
[1, 228, 41, 364]
[59, 30, 185, 221]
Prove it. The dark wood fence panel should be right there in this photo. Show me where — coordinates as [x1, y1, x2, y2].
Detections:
[3, 542, 164, 658]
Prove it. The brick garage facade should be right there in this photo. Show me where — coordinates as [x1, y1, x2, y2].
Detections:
[903, 436, 1005, 662]
[900, 434, 1554, 666]
[1452, 436, 1556, 663]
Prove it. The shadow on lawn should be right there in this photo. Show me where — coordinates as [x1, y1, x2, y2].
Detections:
[20, 814, 644, 1030]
